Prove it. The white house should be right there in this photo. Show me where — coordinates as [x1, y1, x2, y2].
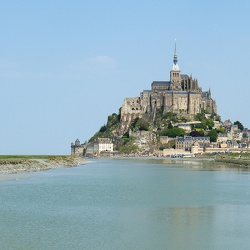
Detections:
[98, 138, 113, 153]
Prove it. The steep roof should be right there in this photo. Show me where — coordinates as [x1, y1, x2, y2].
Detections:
[151, 81, 170, 85]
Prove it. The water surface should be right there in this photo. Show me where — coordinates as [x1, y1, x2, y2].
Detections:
[1, 158, 250, 250]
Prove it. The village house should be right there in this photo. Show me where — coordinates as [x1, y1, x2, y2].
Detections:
[175, 136, 210, 151]
[84, 138, 113, 156]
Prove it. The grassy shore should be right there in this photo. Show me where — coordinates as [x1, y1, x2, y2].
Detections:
[0, 155, 86, 174]
[205, 152, 250, 167]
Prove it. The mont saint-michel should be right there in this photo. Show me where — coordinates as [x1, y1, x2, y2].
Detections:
[71, 45, 248, 157]
[119, 44, 217, 135]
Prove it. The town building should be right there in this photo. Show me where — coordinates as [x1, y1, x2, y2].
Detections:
[177, 123, 192, 133]
[98, 138, 113, 153]
[85, 138, 113, 156]
[175, 136, 210, 151]
[217, 133, 228, 144]
[71, 139, 85, 156]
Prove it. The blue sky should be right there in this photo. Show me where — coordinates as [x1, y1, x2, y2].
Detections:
[1, 0, 250, 155]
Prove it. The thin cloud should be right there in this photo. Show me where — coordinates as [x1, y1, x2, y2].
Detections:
[64, 55, 117, 78]
[89, 55, 116, 68]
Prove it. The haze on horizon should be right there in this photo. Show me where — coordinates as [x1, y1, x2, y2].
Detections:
[1, 1, 250, 155]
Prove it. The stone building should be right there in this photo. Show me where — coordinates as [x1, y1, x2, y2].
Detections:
[120, 44, 217, 134]
[85, 141, 99, 156]
[175, 136, 210, 151]
[71, 139, 85, 156]
[217, 133, 229, 144]
[98, 138, 113, 153]
[177, 123, 192, 133]
[85, 138, 113, 156]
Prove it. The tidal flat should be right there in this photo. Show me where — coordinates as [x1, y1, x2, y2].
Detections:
[0, 155, 86, 176]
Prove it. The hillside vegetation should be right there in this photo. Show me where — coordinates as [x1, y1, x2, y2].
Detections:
[88, 107, 226, 153]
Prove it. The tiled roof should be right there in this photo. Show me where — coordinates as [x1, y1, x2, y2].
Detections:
[152, 81, 170, 85]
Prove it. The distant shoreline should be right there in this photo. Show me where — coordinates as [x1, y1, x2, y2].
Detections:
[97, 153, 250, 168]
[214, 158, 250, 167]
[2, 153, 249, 179]
[0, 155, 86, 175]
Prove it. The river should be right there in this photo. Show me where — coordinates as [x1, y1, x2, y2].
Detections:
[1, 158, 250, 250]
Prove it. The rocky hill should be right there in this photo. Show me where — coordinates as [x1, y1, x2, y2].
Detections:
[89, 107, 221, 155]
[87, 46, 224, 155]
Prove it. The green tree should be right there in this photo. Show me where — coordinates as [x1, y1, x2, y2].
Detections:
[130, 118, 139, 130]
[196, 117, 214, 130]
[130, 118, 149, 131]
[162, 112, 178, 123]
[195, 112, 206, 121]
[162, 127, 186, 137]
[122, 131, 129, 138]
[216, 126, 225, 133]
[208, 129, 218, 142]
[118, 136, 139, 153]
[99, 124, 107, 133]
[206, 118, 214, 130]
[107, 114, 119, 127]
[234, 121, 244, 131]
[137, 118, 150, 131]
[200, 119, 207, 129]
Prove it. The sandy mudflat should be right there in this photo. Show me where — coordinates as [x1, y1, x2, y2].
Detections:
[0, 157, 86, 176]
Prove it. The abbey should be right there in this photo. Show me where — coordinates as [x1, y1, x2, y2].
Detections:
[120, 44, 217, 133]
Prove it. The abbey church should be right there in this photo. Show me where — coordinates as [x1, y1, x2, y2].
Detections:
[120, 44, 218, 133]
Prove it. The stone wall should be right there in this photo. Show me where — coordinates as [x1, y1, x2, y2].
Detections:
[163, 148, 186, 156]
[121, 97, 142, 115]
[159, 136, 170, 144]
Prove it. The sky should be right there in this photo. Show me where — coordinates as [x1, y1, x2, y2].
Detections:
[1, 0, 250, 155]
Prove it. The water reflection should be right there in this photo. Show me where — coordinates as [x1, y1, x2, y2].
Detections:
[151, 206, 215, 249]
[153, 206, 213, 226]
[150, 205, 250, 249]
[136, 157, 250, 173]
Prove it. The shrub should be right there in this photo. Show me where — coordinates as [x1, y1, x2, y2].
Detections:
[162, 127, 186, 137]
[99, 125, 107, 133]
[130, 118, 150, 131]
[208, 129, 218, 142]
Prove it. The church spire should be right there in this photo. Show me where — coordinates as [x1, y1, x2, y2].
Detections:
[171, 39, 180, 71]
[208, 88, 211, 98]
[173, 40, 178, 65]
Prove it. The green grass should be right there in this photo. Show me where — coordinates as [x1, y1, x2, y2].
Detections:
[0, 155, 73, 165]
[0, 155, 70, 159]
[211, 152, 250, 167]
[227, 152, 250, 158]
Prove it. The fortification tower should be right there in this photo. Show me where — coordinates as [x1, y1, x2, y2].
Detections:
[170, 41, 182, 91]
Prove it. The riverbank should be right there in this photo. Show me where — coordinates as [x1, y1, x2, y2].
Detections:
[112, 152, 250, 168]
[214, 158, 250, 167]
[0, 155, 86, 174]
[199, 152, 250, 168]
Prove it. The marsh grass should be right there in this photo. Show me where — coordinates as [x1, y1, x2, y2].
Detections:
[0, 155, 72, 165]
[213, 152, 250, 167]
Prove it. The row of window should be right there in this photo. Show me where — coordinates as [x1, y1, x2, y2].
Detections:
[172, 73, 180, 77]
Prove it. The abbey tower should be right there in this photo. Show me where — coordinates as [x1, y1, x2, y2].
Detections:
[170, 43, 182, 91]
